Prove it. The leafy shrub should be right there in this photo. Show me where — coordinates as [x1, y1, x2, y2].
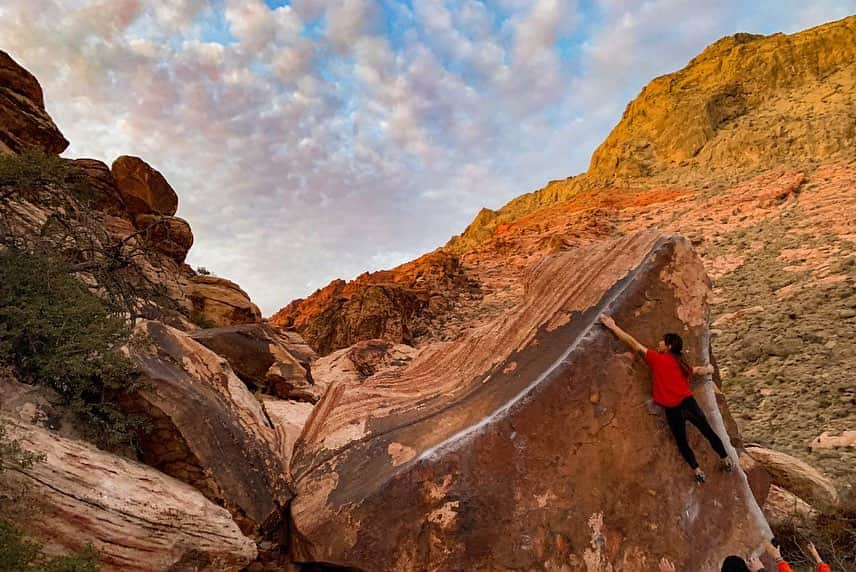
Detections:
[195, 266, 211, 276]
[0, 148, 93, 205]
[0, 248, 147, 448]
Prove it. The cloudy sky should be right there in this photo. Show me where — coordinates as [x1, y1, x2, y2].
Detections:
[1, 1, 852, 314]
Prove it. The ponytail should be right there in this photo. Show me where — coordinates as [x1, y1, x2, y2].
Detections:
[663, 333, 692, 378]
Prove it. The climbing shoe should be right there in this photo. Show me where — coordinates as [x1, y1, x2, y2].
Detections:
[694, 470, 706, 484]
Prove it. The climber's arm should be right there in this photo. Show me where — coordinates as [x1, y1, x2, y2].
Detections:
[691, 364, 715, 376]
[599, 314, 647, 355]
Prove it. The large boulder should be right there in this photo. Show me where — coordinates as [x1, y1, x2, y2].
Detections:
[133, 213, 194, 263]
[69, 158, 127, 215]
[310, 338, 420, 394]
[0, 415, 256, 571]
[111, 155, 179, 216]
[124, 320, 290, 536]
[189, 275, 262, 327]
[289, 231, 772, 570]
[745, 446, 839, 511]
[0, 50, 68, 154]
[190, 323, 320, 401]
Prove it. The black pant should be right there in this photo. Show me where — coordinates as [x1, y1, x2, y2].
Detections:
[664, 396, 728, 470]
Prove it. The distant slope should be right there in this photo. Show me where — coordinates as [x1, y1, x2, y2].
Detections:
[447, 15, 856, 252]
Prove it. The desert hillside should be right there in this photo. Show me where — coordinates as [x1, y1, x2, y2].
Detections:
[272, 15, 855, 487]
[0, 14, 853, 572]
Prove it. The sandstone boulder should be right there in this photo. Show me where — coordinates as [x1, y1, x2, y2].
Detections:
[69, 158, 126, 215]
[262, 398, 315, 474]
[0, 50, 68, 154]
[124, 320, 290, 535]
[289, 232, 771, 570]
[310, 338, 419, 393]
[134, 213, 194, 263]
[189, 275, 263, 327]
[762, 485, 818, 529]
[0, 415, 256, 571]
[190, 323, 320, 401]
[745, 446, 839, 511]
[111, 155, 178, 215]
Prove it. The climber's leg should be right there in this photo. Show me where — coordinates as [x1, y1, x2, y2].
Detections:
[683, 396, 729, 460]
[665, 404, 698, 470]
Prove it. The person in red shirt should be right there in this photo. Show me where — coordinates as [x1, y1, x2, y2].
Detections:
[600, 314, 733, 483]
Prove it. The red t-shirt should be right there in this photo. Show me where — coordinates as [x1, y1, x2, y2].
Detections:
[645, 349, 693, 407]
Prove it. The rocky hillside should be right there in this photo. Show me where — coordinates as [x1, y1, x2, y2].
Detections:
[271, 16, 855, 488]
[1, 15, 854, 572]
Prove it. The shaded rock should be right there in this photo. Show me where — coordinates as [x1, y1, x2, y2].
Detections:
[111, 155, 178, 216]
[310, 338, 419, 393]
[188, 275, 262, 327]
[739, 450, 773, 506]
[189, 275, 262, 327]
[0, 50, 68, 154]
[262, 398, 315, 475]
[290, 232, 770, 571]
[124, 320, 290, 536]
[763, 485, 818, 528]
[745, 446, 839, 511]
[190, 323, 320, 402]
[0, 415, 256, 571]
[134, 213, 194, 263]
[69, 158, 126, 215]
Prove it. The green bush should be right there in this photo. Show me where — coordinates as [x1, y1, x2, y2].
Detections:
[0, 248, 146, 448]
[0, 148, 92, 205]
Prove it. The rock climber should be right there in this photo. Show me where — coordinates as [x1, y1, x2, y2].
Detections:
[721, 540, 833, 571]
[599, 313, 733, 483]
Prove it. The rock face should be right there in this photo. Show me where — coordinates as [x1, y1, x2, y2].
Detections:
[588, 16, 856, 183]
[190, 323, 321, 402]
[125, 320, 290, 535]
[111, 155, 179, 216]
[0, 50, 68, 154]
[310, 338, 420, 393]
[270, 250, 477, 355]
[133, 213, 194, 263]
[70, 158, 127, 215]
[190, 275, 263, 327]
[263, 398, 315, 475]
[0, 415, 257, 572]
[290, 232, 771, 570]
[745, 446, 839, 511]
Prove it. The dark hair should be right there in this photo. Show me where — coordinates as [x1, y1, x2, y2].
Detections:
[663, 332, 692, 377]
[721, 556, 751, 572]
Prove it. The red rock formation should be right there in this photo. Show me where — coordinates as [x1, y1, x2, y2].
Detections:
[0, 50, 68, 154]
[69, 158, 127, 215]
[111, 155, 179, 215]
[190, 323, 321, 402]
[189, 275, 263, 327]
[124, 320, 291, 536]
[133, 213, 194, 263]
[0, 415, 257, 571]
[270, 250, 478, 355]
[310, 338, 420, 394]
[289, 232, 771, 570]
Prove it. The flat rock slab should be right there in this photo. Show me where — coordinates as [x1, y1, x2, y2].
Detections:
[0, 415, 256, 571]
[290, 231, 771, 571]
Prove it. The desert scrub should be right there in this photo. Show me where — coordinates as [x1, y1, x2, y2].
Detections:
[0, 247, 147, 448]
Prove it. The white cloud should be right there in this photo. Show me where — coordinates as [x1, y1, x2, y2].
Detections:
[0, 0, 851, 315]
